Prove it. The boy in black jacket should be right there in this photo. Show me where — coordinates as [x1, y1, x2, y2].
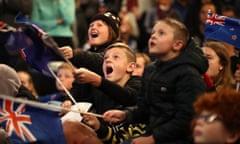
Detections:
[103, 18, 208, 144]
[72, 42, 146, 143]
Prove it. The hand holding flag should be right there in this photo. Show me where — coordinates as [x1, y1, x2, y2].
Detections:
[0, 96, 66, 144]
[6, 13, 75, 77]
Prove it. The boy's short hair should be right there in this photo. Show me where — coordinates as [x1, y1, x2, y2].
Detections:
[105, 42, 136, 63]
[135, 53, 151, 66]
[161, 18, 190, 47]
[57, 62, 74, 72]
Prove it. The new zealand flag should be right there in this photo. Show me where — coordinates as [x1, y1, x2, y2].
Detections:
[204, 11, 240, 49]
[0, 98, 66, 144]
[5, 13, 66, 77]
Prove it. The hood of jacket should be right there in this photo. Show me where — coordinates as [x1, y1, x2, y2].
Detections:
[0, 64, 21, 97]
[154, 38, 208, 74]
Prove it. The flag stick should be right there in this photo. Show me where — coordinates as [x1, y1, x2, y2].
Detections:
[48, 65, 77, 104]
[0, 95, 102, 118]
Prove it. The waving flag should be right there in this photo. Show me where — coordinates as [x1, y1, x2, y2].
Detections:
[5, 13, 66, 77]
[204, 10, 240, 49]
[0, 98, 66, 144]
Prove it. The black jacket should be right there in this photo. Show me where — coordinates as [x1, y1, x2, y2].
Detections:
[126, 40, 208, 144]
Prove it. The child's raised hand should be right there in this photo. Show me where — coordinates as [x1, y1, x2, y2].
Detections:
[59, 100, 72, 116]
[59, 46, 73, 59]
[73, 68, 101, 86]
[103, 110, 126, 123]
[82, 114, 100, 131]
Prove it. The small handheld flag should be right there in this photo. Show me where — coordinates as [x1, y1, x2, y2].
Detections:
[204, 10, 240, 49]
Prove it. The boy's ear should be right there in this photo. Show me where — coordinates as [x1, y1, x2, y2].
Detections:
[173, 40, 184, 51]
[126, 62, 136, 73]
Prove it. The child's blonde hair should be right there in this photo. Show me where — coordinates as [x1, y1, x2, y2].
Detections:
[105, 42, 136, 63]
[57, 62, 74, 72]
[135, 53, 151, 66]
[160, 18, 190, 47]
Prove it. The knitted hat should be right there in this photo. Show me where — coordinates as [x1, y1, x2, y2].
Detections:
[0, 64, 21, 97]
[90, 12, 120, 37]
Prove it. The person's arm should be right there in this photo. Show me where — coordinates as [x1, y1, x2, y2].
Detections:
[73, 67, 141, 106]
[59, 47, 104, 75]
[98, 76, 141, 106]
[71, 50, 104, 75]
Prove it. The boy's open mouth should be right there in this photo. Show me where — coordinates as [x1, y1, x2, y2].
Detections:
[106, 66, 113, 74]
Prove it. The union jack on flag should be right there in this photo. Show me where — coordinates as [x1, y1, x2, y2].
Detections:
[204, 10, 240, 49]
[0, 100, 36, 142]
[0, 98, 66, 144]
[206, 12, 226, 26]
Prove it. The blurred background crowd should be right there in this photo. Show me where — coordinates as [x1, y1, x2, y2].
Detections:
[0, 0, 240, 100]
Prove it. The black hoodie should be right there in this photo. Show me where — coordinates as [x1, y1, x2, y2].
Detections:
[125, 39, 208, 144]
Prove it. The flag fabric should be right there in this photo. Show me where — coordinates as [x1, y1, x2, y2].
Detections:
[0, 98, 66, 144]
[5, 13, 66, 77]
[38, 92, 62, 103]
[0, 21, 15, 44]
[204, 11, 240, 49]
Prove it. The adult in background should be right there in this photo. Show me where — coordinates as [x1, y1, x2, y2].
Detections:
[31, 0, 75, 48]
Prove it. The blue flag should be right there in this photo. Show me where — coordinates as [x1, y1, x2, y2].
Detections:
[38, 92, 62, 103]
[204, 11, 240, 49]
[0, 98, 66, 144]
[5, 13, 66, 77]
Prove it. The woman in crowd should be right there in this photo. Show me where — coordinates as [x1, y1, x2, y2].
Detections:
[202, 40, 235, 90]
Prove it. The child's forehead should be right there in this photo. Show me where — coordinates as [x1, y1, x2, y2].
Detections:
[155, 21, 172, 29]
[105, 47, 126, 54]
[57, 67, 73, 73]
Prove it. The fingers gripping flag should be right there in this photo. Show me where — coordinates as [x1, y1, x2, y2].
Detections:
[204, 10, 240, 49]
[0, 98, 66, 144]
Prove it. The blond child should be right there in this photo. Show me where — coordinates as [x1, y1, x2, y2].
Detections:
[132, 52, 151, 77]
[72, 42, 145, 144]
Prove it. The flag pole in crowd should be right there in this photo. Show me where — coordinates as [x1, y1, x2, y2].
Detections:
[48, 63, 77, 104]
[0, 94, 102, 118]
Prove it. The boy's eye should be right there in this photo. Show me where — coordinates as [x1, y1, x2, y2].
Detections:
[205, 55, 213, 60]
[113, 55, 119, 59]
[158, 30, 164, 35]
[104, 55, 109, 60]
